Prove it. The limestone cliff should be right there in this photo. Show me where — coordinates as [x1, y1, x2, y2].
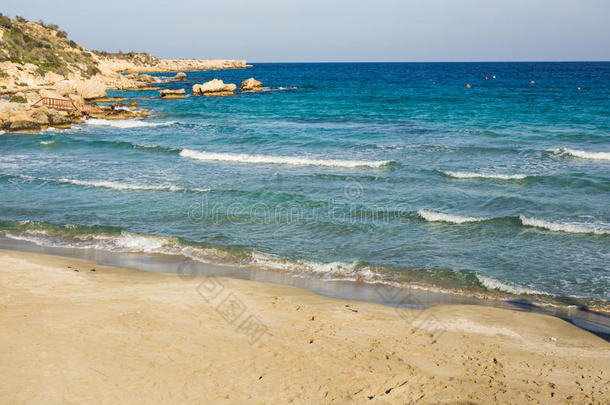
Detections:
[0, 13, 248, 102]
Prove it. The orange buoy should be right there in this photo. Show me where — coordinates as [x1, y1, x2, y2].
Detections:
[485, 76, 488, 80]
[466, 84, 471, 88]
[530, 80, 535, 84]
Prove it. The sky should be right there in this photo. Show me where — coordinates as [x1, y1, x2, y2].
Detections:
[2, 0, 609, 62]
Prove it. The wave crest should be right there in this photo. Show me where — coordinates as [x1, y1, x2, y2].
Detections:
[56, 178, 210, 193]
[417, 209, 489, 224]
[476, 275, 548, 295]
[550, 148, 610, 161]
[85, 119, 178, 128]
[179, 149, 393, 168]
[519, 215, 609, 235]
[442, 171, 528, 180]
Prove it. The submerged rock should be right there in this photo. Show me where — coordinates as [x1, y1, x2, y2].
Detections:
[159, 89, 186, 99]
[192, 79, 236, 96]
[174, 72, 187, 81]
[240, 78, 263, 92]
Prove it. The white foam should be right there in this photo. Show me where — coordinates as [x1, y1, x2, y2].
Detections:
[519, 215, 609, 235]
[249, 252, 381, 282]
[477, 275, 548, 295]
[550, 148, 610, 161]
[24, 229, 49, 235]
[443, 171, 528, 180]
[179, 149, 392, 168]
[40, 140, 55, 145]
[114, 232, 175, 253]
[56, 178, 210, 193]
[5, 233, 57, 246]
[85, 119, 177, 128]
[418, 209, 489, 224]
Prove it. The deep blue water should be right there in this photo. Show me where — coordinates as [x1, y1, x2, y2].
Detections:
[1, 62, 609, 303]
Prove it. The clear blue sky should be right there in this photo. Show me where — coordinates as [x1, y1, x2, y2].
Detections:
[2, 0, 609, 62]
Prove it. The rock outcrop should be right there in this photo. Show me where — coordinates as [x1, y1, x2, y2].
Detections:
[240, 78, 263, 92]
[7, 111, 41, 132]
[0, 100, 80, 132]
[0, 15, 250, 132]
[75, 78, 108, 100]
[141, 74, 157, 83]
[192, 79, 236, 96]
[159, 89, 185, 99]
[0, 16, 246, 102]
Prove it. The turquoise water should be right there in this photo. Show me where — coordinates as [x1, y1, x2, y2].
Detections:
[1, 62, 609, 304]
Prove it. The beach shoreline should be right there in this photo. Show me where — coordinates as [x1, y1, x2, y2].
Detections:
[0, 247, 608, 404]
[2, 234, 608, 321]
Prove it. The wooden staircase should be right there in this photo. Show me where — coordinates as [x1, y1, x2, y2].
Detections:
[32, 97, 103, 115]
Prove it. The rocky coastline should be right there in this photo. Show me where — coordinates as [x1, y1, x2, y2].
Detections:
[0, 14, 249, 133]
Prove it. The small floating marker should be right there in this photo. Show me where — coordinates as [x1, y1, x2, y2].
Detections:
[530, 80, 535, 84]
[492, 75, 496, 79]
[577, 87, 581, 91]
[485, 76, 488, 80]
[466, 84, 471, 88]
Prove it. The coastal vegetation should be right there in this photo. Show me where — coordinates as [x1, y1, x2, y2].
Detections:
[0, 13, 100, 78]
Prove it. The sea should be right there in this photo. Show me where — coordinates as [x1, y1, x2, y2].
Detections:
[1, 62, 609, 309]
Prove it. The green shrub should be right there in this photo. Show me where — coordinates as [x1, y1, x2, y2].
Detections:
[9, 95, 27, 103]
[0, 13, 12, 29]
[83, 64, 101, 78]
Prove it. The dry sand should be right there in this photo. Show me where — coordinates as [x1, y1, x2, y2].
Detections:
[0, 249, 608, 404]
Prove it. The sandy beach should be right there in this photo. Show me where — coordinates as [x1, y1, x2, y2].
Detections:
[0, 249, 607, 404]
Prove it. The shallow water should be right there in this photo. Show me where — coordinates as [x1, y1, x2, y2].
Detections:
[1, 62, 608, 303]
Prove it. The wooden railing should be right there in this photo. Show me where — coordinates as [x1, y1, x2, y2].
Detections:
[32, 97, 103, 114]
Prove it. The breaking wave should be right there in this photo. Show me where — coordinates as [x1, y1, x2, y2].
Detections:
[550, 148, 610, 161]
[442, 171, 529, 180]
[476, 275, 549, 295]
[55, 178, 210, 193]
[84, 119, 178, 128]
[417, 209, 490, 224]
[518, 215, 609, 235]
[417, 210, 609, 235]
[179, 149, 394, 168]
[0, 173, 209, 193]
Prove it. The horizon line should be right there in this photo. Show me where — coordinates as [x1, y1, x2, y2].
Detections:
[244, 60, 610, 64]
